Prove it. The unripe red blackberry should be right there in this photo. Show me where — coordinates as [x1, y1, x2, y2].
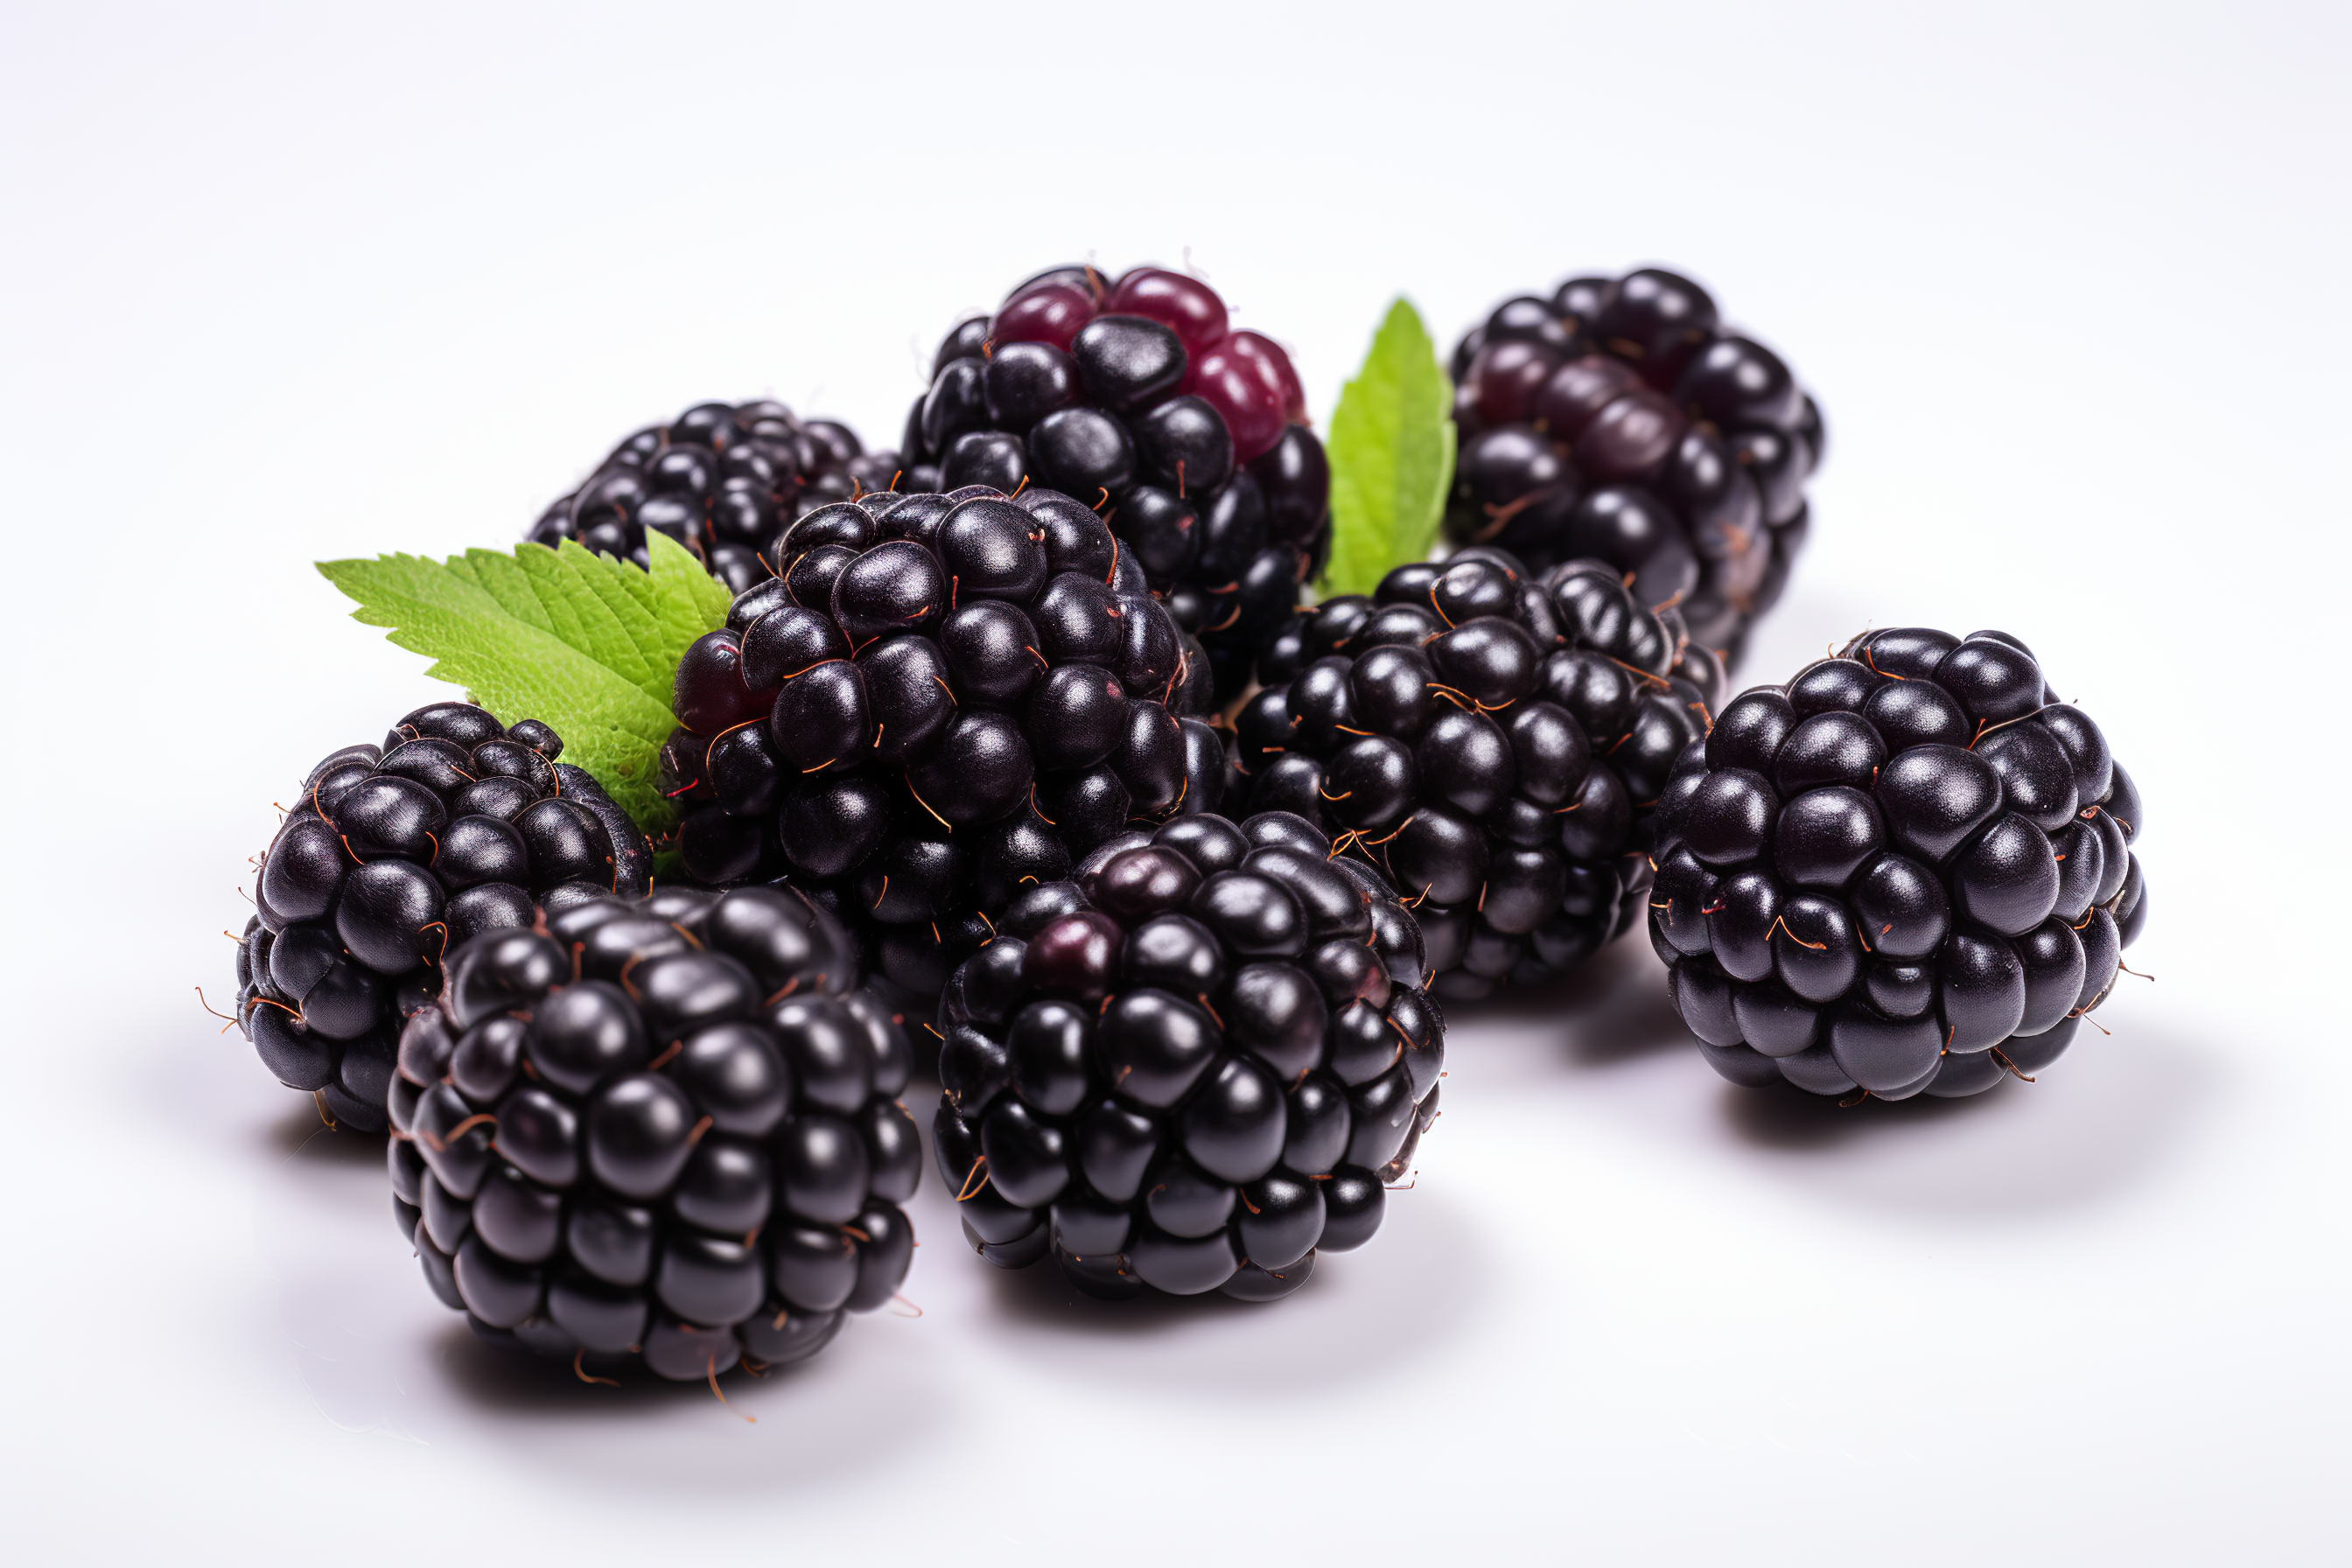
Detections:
[901, 265, 1328, 705]
[1648, 627, 2148, 1100]
[1450, 268, 1823, 662]
[526, 399, 900, 594]
[233, 704, 651, 1130]
[388, 886, 917, 1377]
[658, 484, 1238, 998]
[934, 810, 1439, 1300]
[1245, 548, 1726, 1000]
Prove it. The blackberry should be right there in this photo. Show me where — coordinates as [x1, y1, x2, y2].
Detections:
[1449, 267, 1824, 660]
[1243, 548, 1727, 1001]
[1647, 627, 2149, 1100]
[658, 484, 1236, 998]
[934, 809, 1439, 1300]
[526, 399, 900, 595]
[900, 265, 1329, 704]
[233, 704, 652, 1130]
[388, 886, 919, 1378]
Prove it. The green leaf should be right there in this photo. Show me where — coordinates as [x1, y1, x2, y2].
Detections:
[315, 535, 732, 836]
[1319, 297, 1457, 600]
[646, 528, 741, 650]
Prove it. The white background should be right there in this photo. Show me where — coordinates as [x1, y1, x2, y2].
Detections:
[3, 1, 2345, 1561]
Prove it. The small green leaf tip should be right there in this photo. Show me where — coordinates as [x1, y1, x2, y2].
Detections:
[314, 533, 731, 836]
[1320, 297, 1457, 599]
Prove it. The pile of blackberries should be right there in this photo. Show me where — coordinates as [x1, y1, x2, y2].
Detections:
[390, 886, 920, 1377]
[1648, 627, 2148, 1099]
[527, 398, 900, 593]
[900, 266, 1330, 704]
[1449, 267, 1824, 659]
[1242, 549, 1726, 999]
[934, 811, 1439, 1300]
[659, 483, 1233, 998]
[235, 704, 648, 1130]
[214, 248, 2171, 1402]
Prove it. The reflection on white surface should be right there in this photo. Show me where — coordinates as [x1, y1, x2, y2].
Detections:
[259, 1124, 430, 1445]
[242, 1070, 1485, 1468]
[228, 931, 2230, 1494]
[249, 1102, 957, 1489]
[1460, 937, 2217, 1221]
[14, 849, 2331, 1562]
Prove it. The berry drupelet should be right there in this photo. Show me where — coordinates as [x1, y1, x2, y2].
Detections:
[234, 704, 652, 1130]
[1244, 548, 1728, 1001]
[388, 886, 920, 1378]
[1449, 267, 1824, 660]
[658, 483, 1235, 998]
[1647, 627, 2149, 1100]
[934, 811, 1439, 1301]
[900, 265, 1329, 704]
[526, 399, 900, 595]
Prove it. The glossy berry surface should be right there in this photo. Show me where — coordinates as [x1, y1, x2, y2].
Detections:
[1449, 267, 1824, 662]
[234, 704, 651, 1130]
[1647, 627, 2150, 1100]
[900, 265, 1330, 705]
[934, 811, 1440, 1301]
[388, 886, 918, 1378]
[1244, 549, 1727, 1000]
[526, 399, 900, 595]
[661, 485, 1237, 998]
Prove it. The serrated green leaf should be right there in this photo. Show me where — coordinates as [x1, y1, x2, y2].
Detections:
[647, 529, 738, 643]
[1319, 298, 1457, 599]
[315, 541, 732, 837]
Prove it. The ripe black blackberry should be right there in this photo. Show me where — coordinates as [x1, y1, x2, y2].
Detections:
[233, 703, 651, 1130]
[1243, 548, 1727, 1001]
[658, 484, 1236, 998]
[1449, 267, 1824, 660]
[1648, 627, 2149, 1100]
[388, 886, 919, 1378]
[526, 399, 900, 594]
[934, 810, 1438, 1301]
[900, 265, 1329, 704]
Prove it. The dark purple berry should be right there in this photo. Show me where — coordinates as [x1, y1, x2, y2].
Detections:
[1651, 628, 2147, 1101]
[1448, 266, 1817, 656]
[905, 266, 1326, 704]
[233, 708, 647, 1129]
[934, 817, 1439, 1299]
[391, 896, 914, 1374]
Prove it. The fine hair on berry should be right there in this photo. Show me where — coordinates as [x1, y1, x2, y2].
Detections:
[660, 480, 1242, 998]
[528, 398, 900, 593]
[1449, 266, 1824, 666]
[1242, 548, 1726, 999]
[933, 809, 1440, 1301]
[389, 885, 919, 1378]
[1647, 626, 2148, 1100]
[233, 704, 650, 1129]
[900, 263, 1329, 707]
